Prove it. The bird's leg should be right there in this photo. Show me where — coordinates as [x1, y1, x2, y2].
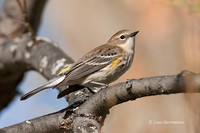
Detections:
[89, 81, 109, 88]
[87, 81, 109, 93]
[86, 87, 95, 94]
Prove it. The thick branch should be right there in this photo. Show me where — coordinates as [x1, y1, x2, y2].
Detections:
[77, 71, 200, 116]
[0, 34, 74, 111]
[0, 0, 47, 111]
[0, 109, 66, 133]
[1, 71, 200, 132]
[70, 71, 200, 132]
[0, 0, 90, 117]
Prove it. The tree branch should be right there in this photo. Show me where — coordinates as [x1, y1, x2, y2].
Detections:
[0, 108, 66, 133]
[0, 0, 49, 111]
[0, 33, 74, 111]
[0, 0, 90, 112]
[1, 71, 200, 132]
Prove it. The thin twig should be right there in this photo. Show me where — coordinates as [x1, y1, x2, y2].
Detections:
[16, 0, 37, 44]
[16, 0, 25, 19]
[23, 0, 27, 21]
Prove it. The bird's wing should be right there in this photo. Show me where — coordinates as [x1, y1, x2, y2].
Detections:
[59, 44, 122, 83]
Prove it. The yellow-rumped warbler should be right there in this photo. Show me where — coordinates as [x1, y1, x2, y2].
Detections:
[20, 30, 139, 100]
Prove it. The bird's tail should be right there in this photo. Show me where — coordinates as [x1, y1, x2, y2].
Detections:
[57, 85, 85, 98]
[20, 75, 65, 100]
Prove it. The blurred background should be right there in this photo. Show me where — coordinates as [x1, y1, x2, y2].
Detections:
[0, 0, 200, 132]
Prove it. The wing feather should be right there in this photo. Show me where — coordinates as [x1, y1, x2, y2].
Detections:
[58, 44, 122, 85]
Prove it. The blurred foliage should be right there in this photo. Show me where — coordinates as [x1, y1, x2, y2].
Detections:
[161, 0, 200, 12]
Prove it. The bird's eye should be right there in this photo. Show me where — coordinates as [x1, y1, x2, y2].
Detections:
[120, 35, 125, 40]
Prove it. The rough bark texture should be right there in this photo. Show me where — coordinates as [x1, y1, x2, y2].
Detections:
[0, 109, 66, 133]
[1, 71, 200, 133]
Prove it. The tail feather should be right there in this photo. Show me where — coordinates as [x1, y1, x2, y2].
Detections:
[20, 75, 65, 100]
[57, 85, 85, 99]
[20, 85, 49, 100]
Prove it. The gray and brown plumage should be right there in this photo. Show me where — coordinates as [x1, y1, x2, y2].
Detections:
[20, 30, 139, 100]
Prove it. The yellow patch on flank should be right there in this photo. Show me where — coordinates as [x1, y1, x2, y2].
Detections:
[109, 58, 122, 68]
[58, 65, 72, 75]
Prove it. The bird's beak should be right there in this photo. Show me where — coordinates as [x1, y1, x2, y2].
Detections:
[130, 31, 139, 37]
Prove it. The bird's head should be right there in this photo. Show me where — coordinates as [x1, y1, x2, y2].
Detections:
[107, 30, 139, 51]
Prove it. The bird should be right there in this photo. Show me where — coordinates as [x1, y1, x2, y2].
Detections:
[20, 30, 139, 100]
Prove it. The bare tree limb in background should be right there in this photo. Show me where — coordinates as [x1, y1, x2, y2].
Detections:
[0, 0, 200, 133]
[0, 0, 48, 111]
